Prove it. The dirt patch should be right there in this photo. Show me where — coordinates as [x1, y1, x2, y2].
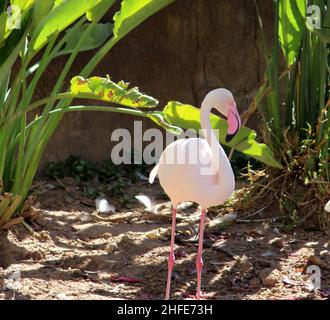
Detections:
[0, 179, 329, 300]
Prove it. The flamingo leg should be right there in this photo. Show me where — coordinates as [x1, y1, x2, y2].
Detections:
[196, 208, 207, 300]
[165, 207, 177, 300]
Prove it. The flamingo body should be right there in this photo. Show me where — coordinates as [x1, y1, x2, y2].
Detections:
[149, 88, 241, 300]
[150, 138, 235, 208]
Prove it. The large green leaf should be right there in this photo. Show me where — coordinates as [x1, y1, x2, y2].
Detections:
[86, 0, 116, 22]
[163, 101, 283, 169]
[11, 0, 35, 10]
[279, 0, 306, 67]
[31, 0, 102, 51]
[55, 23, 113, 57]
[70, 76, 159, 108]
[113, 0, 175, 39]
[146, 111, 182, 135]
[32, 0, 54, 29]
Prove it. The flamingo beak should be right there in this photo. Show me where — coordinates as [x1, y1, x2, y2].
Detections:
[225, 103, 241, 143]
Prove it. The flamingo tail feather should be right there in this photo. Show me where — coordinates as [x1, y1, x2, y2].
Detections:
[149, 164, 159, 184]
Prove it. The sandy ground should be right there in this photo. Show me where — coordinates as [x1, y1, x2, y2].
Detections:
[0, 178, 329, 300]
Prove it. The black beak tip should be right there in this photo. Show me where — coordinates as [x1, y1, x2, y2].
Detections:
[225, 134, 234, 143]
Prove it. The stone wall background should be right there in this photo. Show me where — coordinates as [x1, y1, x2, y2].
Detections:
[37, 0, 274, 163]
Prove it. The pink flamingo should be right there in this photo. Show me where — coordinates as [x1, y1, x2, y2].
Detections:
[149, 89, 241, 300]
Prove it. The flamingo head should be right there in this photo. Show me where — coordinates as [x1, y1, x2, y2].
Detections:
[204, 89, 241, 143]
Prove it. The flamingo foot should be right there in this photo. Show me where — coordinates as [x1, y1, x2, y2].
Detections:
[165, 253, 175, 300]
[196, 256, 204, 300]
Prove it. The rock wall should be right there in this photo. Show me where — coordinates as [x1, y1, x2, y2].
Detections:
[40, 0, 274, 163]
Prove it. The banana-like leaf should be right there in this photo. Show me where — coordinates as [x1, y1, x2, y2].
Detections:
[31, 0, 103, 51]
[113, 0, 175, 39]
[11, 0, 35, 10]
[53, 0, 65, 9]
[86, 0, 116, 22]
[146, 111, 183, 135]
[70, 76, 159, 108]
[163, 101, 283, 169]
[279, 0, 306, 67]
[32, 0, 54, 29]
[56, 23, 113, 57]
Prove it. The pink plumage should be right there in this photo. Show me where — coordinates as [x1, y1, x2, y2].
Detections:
[150, 89, 241, 300]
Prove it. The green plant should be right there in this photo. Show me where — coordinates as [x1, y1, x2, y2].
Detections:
[163, 101, 283, 169]
[253, 0, 330, 227]
[44, 156, 97, 182]
[43, 155, 149, 202]
[0, 0, 177, 226]
[0, 0, 285, 227]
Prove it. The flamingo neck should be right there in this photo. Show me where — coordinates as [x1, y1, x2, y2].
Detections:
[200, 102, 219, 152]
[200, 102, 235, 194]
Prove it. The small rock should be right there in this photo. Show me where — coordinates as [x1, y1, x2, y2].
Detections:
[102, 233, 112, 239]
[258, 268, 281, 287]
[308, 255, 329, 270]
[36, 231, 51, 242]
[208, 214, 237, 229]
[269, 237, 284, 249]
[249, 277, 261, 288]
[239, 256, 253, 274]
[255, 258, 272, 267]
[25, 250, 43, 261]
[56, 293, 71, 300]
[305, 242, 318, 248]
[296, 247, 314, 257]
[45, 184, 56, 190]
[105, 242, 118, 253]
[72, 223, 94, 233]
